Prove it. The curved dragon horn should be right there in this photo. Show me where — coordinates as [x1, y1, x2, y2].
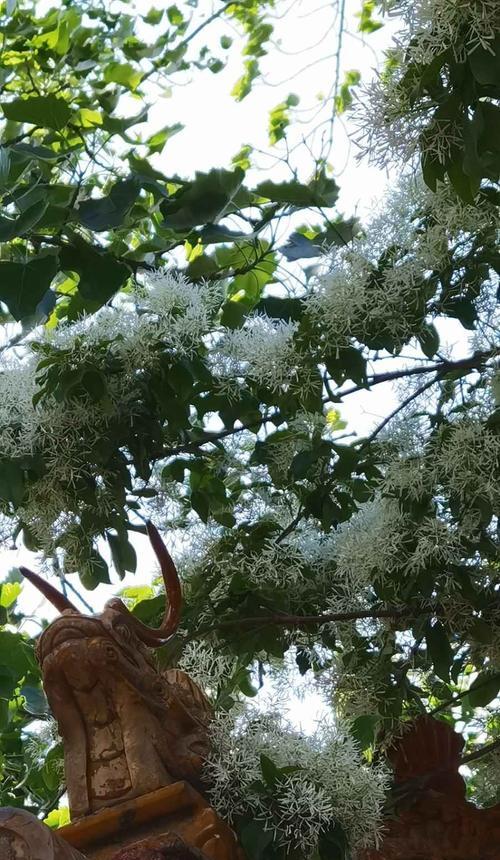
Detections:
[109, 521, 182, 647]
[19, 566, 80, 614]
[145, 520, 182, 637]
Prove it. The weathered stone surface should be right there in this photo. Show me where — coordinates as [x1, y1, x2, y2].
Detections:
[20, 524, 212, 820]
[59, 783, 243, 860]
[110, 836, 224, 860]
[360, 717, 500, 860]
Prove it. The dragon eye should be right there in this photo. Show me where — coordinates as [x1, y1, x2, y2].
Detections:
[117, 624, 132, 642]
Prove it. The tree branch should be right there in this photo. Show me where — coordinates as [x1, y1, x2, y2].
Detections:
[430, 672, 500, 716]
[460, 737, 500, 767]
[183, 604, 433, 643]
[337, 348, 499, 400]
[359, 376, 438, 447]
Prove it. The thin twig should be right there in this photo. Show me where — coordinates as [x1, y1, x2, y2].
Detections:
[358, 376, 438, 447]
[275, 505, 305, 544]
[430, 672, 500, 716]
[460, 737, 500, 766]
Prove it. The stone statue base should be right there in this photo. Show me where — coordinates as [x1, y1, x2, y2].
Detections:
[58, 782, 242, 860]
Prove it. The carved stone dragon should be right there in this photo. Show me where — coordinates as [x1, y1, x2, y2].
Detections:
[18, 523, 212, 821]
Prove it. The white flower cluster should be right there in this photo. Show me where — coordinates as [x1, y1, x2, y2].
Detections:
[307, 255, 425, 348]
[0, 351, 121, 553]
[183, 524, 379, 629]
[385, 0, 499, 62]
[144, 268, 224, 354]
[306, 176, 497, 350]
[49, 269, 224, 364]
[177, 640, 237, 699]
[355, 0, 499, 166]
[212, 314, 309, 396]
[205, 708, 389, 854]
[435, 420, 500, 512]
[382, 415, 500, 516]
[188, 537, 324, 626]
[330, 495, 473, 600]
[317, 653, 387, 721]
[0, 270, 226, 555]
[469, 749, 500, 808]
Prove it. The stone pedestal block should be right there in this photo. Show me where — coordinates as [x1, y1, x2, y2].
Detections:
[58, 782, 242, 860]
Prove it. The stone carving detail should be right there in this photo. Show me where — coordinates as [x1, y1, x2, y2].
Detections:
[111, 837, 216, 860]
[20, 523, 212, 821]
[0, 808, 86, 860]
[360, 716, 500, 860]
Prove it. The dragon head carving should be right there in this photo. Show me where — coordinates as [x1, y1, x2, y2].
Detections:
[21, 523, 212, 821]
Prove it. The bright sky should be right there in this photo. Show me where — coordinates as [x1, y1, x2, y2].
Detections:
[0, 1, 430, 731]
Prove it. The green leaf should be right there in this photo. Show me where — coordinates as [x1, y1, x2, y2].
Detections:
[1, 95, 72, 130]
[357, 1, 383, 33]
[213, 511, 236, 528]
[147, 123, 184, 154]
[44, 807, 71, 830]
[191, 489, 210, 523]
[296, 647, 312, 675]
[351, 714, 377, 750]
[60, 241, 129, 305]
[466, 671, 500, 708]
[42, 745, 63, 792]
[469, 36, 500, 85]
[82, 370, 107, 401]
[167, 5, 184, 25]
[280, 231, 319, 261]
[232, 59, 259, 101]
[0, 582, 21, 608]
[101, 107, 149, 136]
[426, 620, 453, 682]
[335, 68, 361, 113]
[162, 459, 188, 483]
[238, 669, 258, 697]
[232, 144, 252, 171]
[418, 323, 440, 358]
[78, 179, 140, 231]
[0, 459, 26, 507]
[0, 199, 50, 241]
[318, 822, 349, 860]
[326, 347, 367, 387]
[444, 297, 477, 330]
[161, 168, 245, 230]
[0, 255, 56, 320]
[256, 173, 338, 207]
[260, 753, 280, 786]
[80, 550, 110, 590]
[290, 449, 316, 480]
[238, 820, 274, 860]
[143, 8, 163, 25]
[421, 152, 446, 192]
[107, 531, 137, 579]
[0, 666, 15, 699]
[20, 684, 49, 716]
[0, 631, 36, 681]
[447, 158, 476, 204]
[104, 62, 143, 91]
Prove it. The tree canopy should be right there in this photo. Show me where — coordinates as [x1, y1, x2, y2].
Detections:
[0, 1, 498, 858]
